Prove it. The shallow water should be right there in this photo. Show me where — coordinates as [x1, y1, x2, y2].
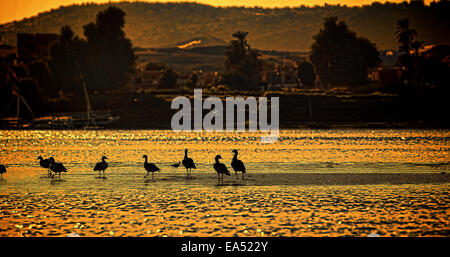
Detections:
[1, 129, 449, 178]
[0, 129, 449, 236]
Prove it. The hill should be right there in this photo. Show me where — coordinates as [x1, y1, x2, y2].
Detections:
[171, 36, 227, 49]
[135, 44, 306, 73]
[0, 2, 449, 52]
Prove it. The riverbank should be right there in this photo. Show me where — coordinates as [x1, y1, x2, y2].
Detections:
[2, 90, 449, 129]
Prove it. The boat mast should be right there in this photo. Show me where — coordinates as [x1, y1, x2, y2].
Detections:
[72, 51, 96, 127]
[7, 68, 35, 124]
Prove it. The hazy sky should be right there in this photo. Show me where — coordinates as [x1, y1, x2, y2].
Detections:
[0, 0, 433, 24]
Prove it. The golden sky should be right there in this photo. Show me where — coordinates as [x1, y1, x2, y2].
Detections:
[0, 0, 433, 24]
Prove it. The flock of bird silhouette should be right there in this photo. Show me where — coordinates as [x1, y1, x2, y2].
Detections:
[0, 149, 246, 183]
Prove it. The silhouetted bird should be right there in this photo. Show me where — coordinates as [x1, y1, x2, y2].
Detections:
[170, 162, 181, 168]
[143, 155, 160, 181]
[49, 157, 67, 180]
[94, 156, 108, 178]
[182, 149, 196, 176]
[0, 164, 6, 180]
[37, 156, 52, 177]
[231, 150, 246, 180]
[213, 155, 230, 183]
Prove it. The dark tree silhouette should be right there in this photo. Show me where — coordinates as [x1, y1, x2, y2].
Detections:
[80, 6, 136, 92]
[186, 73, 199, 88]
[158, 68, 178, 88]
[395, 19, 417, 54]
[145, 62, 167, 71]
[395, 18, 427, 86]
[411, 40, 424, 56]
[224, 31, 261, 90]
[310, 17, 380, 88]
[297, 61, 316, 88]
[49, 25, 82, 96]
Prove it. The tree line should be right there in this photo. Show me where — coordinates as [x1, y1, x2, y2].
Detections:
[1, 1, 449, 51]
[225, 16, 448, 91]
[1, 5, 448, 120]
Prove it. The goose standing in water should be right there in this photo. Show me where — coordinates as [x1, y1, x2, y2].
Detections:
[143, 155, 160, 181]
[231, 150, 246, 180]
[37, 156, 52, 177]
[213, 155, 230, 184]
[0, 164, 6, 180]
[94, 156, 108, 178]
[170, 162, 181, 168]
[182, 149, 196, 177]
[49, 157, 67, 180]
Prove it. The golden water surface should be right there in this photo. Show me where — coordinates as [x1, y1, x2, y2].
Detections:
[0, 129, 449, 236]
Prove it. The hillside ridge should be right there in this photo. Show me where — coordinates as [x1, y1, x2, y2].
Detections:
[0, 2, 449, 51]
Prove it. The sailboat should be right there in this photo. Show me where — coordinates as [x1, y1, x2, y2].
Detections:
[11, 50, 120, 129]
[0, 68, 35, 128]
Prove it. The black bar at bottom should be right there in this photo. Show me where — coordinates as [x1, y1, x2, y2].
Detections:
[0, 237, 447, 256]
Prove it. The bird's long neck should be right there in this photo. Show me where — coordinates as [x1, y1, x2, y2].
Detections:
[184, 150, 188, 158]
[233, 152, 238, 160]
[102, 157, 107, 162]
[215, 157, 220, 163]
[144, 157, 148, 164]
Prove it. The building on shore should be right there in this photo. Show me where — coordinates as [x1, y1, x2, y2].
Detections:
[262, 60, 300, 90]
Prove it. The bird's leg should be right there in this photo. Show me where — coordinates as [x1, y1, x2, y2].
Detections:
[242, 173, 245, 180]
[235, 172, 239, 180]
[144, 172, 148, 178]
[152, 172, 155, 181]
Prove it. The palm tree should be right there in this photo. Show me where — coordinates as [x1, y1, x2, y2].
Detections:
[411, 40, 424, 56]
[224, 31, 261, 89]
[395, 19, 421, 86]
[395, 19, 417, 54]
[232, 31, 249, 51]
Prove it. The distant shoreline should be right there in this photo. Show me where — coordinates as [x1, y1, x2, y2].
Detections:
[2, 91, 448, 130]
[1, 122, 448, 130]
